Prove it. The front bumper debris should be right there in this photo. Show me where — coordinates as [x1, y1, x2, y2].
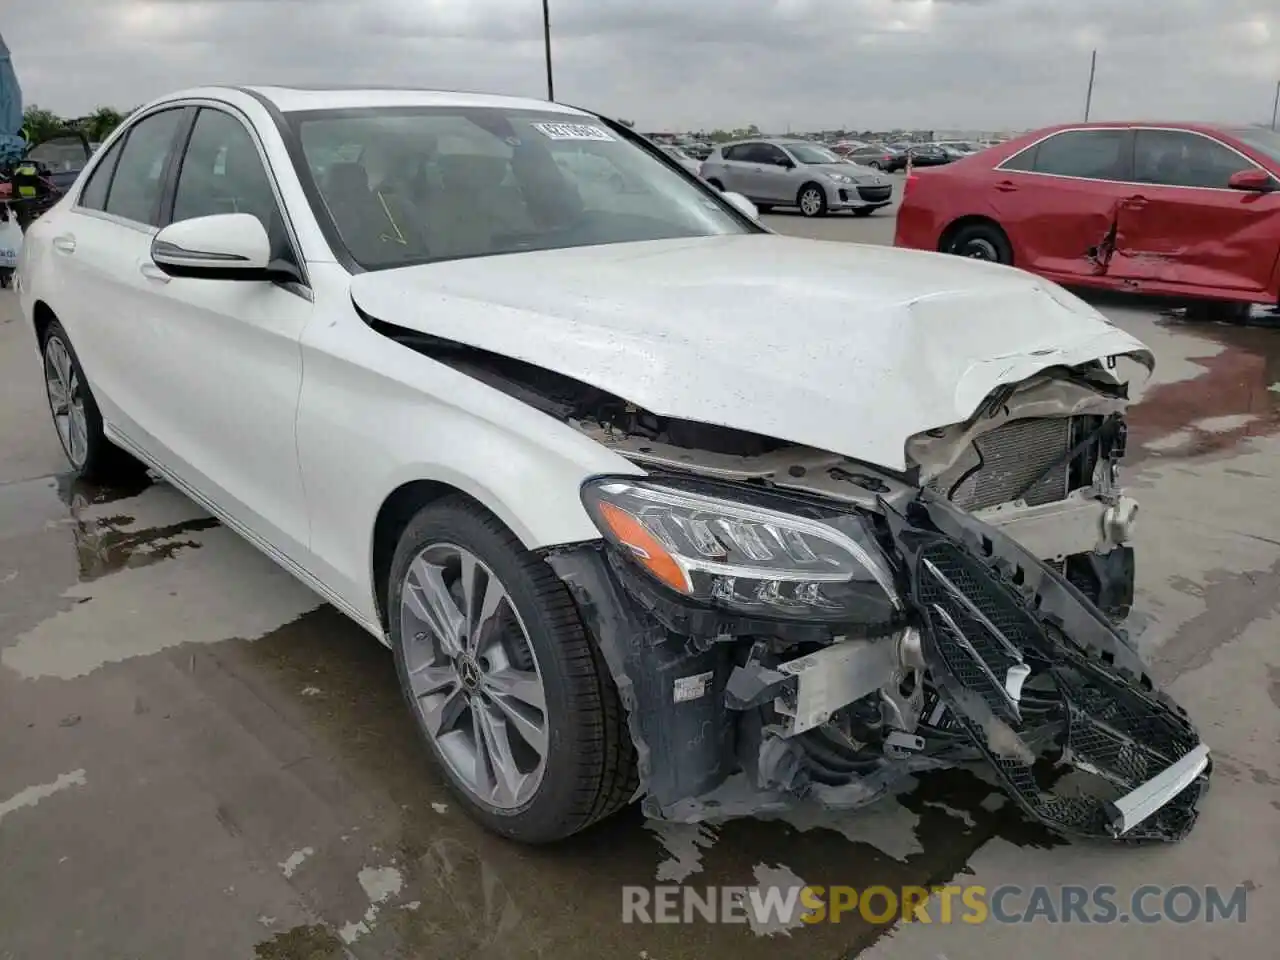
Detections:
[888, 498, 1207, 841]
[545, 492, 1208, 844]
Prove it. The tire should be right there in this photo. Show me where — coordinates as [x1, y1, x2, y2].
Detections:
[706, 178, 725, 191]
[387, 496, 637, 843]
[946, 221, 1014, 265]
[756, 204, 773, 214]
[852, 207, 876, 218]
[1184, 300, 1250, 325]
[797, 182, 828, 218]
[868, 161, 883, 170]
[39, 319, 145, 484]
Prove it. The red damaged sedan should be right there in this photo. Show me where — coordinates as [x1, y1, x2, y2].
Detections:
[895, 121, 1280, 307]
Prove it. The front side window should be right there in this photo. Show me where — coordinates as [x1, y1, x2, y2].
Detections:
[755, 144, 790, 166]
[172, 108, 280, 231]
[1134, 129, 1258, 189]
[103, 108, 187, 226]
[1028, 129, 1128, 180]
[289, 107, 753, 270]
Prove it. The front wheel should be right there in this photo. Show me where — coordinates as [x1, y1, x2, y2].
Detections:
[388, 497, 637, 843]
[946, 222, 1013, 265]
[40, 319, 144, 483]
[797, 183, 827, 218]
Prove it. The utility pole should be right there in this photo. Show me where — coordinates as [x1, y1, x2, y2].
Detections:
[542, 0, 554, 101]
[1083, 49, 1097, 122]
[1272, 79, 1279, 131]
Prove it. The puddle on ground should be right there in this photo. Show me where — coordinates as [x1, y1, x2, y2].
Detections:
[1126, 316, 1280, 466]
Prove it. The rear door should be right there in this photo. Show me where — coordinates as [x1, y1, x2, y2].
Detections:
[717, 143, 760, 195]
[990, 128, 1133, 278]
[47, 106, 192, 436]
[1108, 128, 1280, 293]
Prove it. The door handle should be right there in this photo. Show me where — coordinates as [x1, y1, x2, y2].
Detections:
[139, 262, 171, 283]
[52, 235, 76, 254]
[1123, 195, 1148, 210]
[993, 180, 1018, 193]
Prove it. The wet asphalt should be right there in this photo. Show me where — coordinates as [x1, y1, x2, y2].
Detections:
[2, 200, 1280, 959]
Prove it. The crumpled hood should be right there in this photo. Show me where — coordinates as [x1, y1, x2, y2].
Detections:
[350, 234, 1153, 471]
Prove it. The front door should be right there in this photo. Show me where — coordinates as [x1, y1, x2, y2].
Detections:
[751, 143, 796, 204]
[1109, 128, 1280, 294]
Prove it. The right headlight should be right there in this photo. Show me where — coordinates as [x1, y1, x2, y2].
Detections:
[581, 478, 901, 622]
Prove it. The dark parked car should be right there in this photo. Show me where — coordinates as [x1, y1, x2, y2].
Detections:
[895, 121, 1280, 310]
[846, 144, 907, 172]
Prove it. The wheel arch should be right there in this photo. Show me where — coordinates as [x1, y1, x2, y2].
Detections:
[32, 299, 58, 345]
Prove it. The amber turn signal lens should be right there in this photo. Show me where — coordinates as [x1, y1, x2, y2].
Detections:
[595, 501, 690, 594]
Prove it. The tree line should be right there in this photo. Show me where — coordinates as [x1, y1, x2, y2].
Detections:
[21, 105, 135, 144]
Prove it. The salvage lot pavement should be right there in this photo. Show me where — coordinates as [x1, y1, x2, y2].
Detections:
[2, 199, 1279, 959]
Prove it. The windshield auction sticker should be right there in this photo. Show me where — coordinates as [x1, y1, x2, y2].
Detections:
[531, 122, 616, 142]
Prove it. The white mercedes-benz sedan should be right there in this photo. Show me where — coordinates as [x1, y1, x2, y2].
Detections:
[15, 86, 1210, 847]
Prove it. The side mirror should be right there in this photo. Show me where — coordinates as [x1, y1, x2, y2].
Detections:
[1227, 169, 1274, 193]
[151, 213, 277, 280]
[721, 191, 759, 220]
[776, 158, 794, 168]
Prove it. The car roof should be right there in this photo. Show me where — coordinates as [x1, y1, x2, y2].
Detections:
[154, 84, 595, 117]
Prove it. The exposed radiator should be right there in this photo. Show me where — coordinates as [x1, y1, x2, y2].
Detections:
[931, 416, 1102, 512]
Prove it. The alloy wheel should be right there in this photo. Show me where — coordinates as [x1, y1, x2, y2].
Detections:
[43, 335, 89, 469]
[800, 188, 823, 216]
[399, 543, 549, 810]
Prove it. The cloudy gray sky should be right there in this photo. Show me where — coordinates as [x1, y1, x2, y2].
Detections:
[5, 0, 1279, 131]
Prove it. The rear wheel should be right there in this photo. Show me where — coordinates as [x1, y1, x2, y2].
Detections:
[388, 497, 637, 843]
[40, 319, 144, 484]
[946, 222, 1013, 265]
[868, 161, 883, 170]
[797, 183, 827, 218]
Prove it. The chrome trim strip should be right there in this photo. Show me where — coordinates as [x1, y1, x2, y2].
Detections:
[1110, 743, 1210, 835]
[995, 125, 1271, 193]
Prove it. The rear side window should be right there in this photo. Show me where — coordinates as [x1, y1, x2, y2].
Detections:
[1029, 130, 1128, 180]
[77, 138, 125, 211]
[999, 144, 1038, 172]
[723, 144, 751, 161]
[103, 108, 187, 226]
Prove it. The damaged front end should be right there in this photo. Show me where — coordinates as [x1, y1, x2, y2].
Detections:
[545, 477, 1209, 844]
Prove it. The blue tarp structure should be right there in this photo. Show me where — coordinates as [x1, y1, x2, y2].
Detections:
[0, 30, 27, 165]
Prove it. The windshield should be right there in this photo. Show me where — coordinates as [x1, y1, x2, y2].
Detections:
[784, 142, 841, 164]
[1229, 127, 1280, 166]
[287, 107, 752, 270]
